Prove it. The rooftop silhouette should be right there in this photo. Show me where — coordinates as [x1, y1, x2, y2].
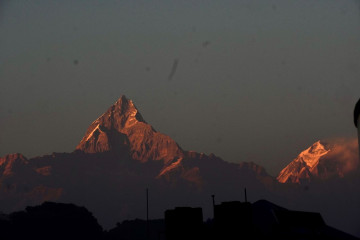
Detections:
[0, 199, 358, 240]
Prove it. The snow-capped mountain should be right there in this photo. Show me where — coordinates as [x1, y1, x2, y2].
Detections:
[277, 140, 358, 184]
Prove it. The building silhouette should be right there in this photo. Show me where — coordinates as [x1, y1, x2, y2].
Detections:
[105, 219, 165, 240]
[213, 201, 253, 240]
[164, 207, 203, 240]
[164, 200, 359, 240]
[0, 199, 358, 239]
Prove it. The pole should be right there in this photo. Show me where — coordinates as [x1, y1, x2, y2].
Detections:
[244, 188, 247, 202]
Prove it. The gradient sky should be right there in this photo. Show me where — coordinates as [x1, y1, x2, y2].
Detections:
[1, 0, 359, 176]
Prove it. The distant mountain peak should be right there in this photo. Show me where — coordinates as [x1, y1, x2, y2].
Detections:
[76, 96, 183, 163]
[277, 141, 330, 184]
[112, 95, 144, 122]
[114, 95, 131, 106]
[299, 141, 330, 169]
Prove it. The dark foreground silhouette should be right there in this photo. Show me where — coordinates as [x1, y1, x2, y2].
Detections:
[105, 219, 165, 240]
[0, 200, 358, 240]
[164, 200, 359, 240]
[1, 202, 103, 240]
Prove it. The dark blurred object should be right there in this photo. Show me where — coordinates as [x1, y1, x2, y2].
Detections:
[9, 202, 103, 240]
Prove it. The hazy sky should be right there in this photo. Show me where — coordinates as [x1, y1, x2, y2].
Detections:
[1, 0, 359, 175]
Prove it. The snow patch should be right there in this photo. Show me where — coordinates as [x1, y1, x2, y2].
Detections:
[299, 141, 330, 170]
[157, 157, 183, 177]
[85, 124, 101, 141]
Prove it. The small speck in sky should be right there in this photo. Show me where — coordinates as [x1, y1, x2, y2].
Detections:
[73, 59, 79, 65]
[202, 41, 211, 47]
[168, 58, 179, 81]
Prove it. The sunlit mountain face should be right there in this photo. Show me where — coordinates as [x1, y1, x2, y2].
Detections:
[277, 139, 359, 184]
[76, 95, 184, 164]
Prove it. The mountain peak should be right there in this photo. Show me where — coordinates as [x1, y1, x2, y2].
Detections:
[76, 96, 183, 163]
[113, 95, 133, 111]
[277, 140, 330, 184]
[307, 140, 325, 153]
[110, 95, 146, 124]
[300, 140, 329, 169]
[116, 94, 129, 103]
[113, 95, 129, 109]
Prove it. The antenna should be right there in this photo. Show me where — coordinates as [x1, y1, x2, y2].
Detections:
[244, 188, 247, 202]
